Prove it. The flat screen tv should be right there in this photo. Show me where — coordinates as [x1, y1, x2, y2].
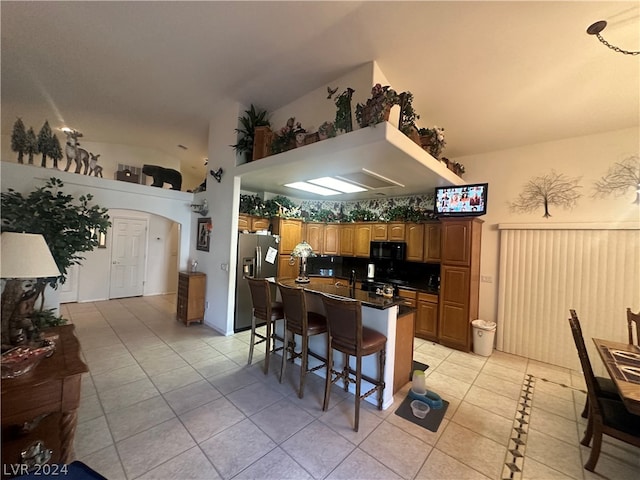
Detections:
[434, 183, 488, 217]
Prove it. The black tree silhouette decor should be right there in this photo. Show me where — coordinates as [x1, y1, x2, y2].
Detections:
[592, 155, 640, 205]
[11, 118, 27, 163]
[510, 170, 582, 218]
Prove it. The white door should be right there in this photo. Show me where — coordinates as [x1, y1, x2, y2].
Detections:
[110, 217, 147, 299]
[58, 265, 79, 304]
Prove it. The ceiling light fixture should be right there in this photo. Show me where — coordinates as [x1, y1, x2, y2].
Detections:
[586, 20, 639, 55]
[284, 182, 340, 196]
[307, 177, 367, 193]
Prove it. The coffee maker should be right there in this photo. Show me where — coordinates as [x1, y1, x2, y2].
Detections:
[367, 263, 375, 279]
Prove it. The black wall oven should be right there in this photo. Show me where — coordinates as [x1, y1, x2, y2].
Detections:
[369, 241, 406, 261]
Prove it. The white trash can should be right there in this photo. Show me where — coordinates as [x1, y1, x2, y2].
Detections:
[472, 319, 497, 356]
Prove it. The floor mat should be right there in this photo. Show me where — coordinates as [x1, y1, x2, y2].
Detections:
[394, 395, 449, 433]
[411, 360, 429, 378]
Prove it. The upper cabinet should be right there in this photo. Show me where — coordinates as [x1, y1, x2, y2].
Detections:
[324, 224, 340, 255]
[405, 223, 424, 262]
[272, 218, 303, 254]
[238, 214, 271, 233]
[424, 222, 441, 263]
[372, 223, 388, 241]
[388, 223, 406, 241]
[304, 222, 325, 254]
[354, 224, 372, 257]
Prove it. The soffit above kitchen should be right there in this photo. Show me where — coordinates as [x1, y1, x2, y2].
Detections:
[237, 122, 463, 200]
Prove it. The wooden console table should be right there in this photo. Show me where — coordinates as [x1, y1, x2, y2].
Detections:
[1, 325, 88, 474]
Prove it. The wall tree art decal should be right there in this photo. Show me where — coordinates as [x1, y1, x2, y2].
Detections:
[592, 155, 640, 205]
[510, 170, 582, 218]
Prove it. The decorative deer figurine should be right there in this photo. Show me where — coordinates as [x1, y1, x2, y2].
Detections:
[88, 153, 103, 177]
[63, 130, 90, 174]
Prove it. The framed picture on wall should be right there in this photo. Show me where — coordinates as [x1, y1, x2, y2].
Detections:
[196, 218, 212, 252]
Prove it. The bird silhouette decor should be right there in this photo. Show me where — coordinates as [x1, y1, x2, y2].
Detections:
[211, 167, 223, 183]
[327, 86, 339, 99]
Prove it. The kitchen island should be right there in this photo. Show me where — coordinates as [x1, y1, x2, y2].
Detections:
[275, 278, 415, 409]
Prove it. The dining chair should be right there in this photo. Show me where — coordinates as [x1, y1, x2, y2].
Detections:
[246, 277, 284, 375]
[321, 294, 386, 432]
[569, 309, 620, 418]
[567, 315, 640, 472]
[627, 308, 640, 346]
[277, 283, 327, 398]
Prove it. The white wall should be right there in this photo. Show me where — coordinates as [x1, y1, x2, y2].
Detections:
[1, 161, 192, 302]
[453, 127, 640, 327]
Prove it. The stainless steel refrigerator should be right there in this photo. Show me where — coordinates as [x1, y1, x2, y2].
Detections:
[234, 232, 279, 332]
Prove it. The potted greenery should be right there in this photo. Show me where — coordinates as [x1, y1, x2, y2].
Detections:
[398, 92, 421, 144]
[231, 104, 270, 163]
[334, 87, 355, 133]
[418, 126, 446, 159]
[1, 178, 110, 345]
[318, 121, 337, 140]
[271, 117, 304, 155]
[355, 84, 400, 128]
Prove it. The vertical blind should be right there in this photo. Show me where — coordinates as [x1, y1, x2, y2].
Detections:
[497, 224, 640, 372]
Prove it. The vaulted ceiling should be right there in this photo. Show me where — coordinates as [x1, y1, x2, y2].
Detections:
[2, 1, 638, 182]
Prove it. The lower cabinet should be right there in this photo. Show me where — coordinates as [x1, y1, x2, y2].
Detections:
[438, 266, 471, 350]
[416, 293, 438, 341]
[177, 272, 206, 326]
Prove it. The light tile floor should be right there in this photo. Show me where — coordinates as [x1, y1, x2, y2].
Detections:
[63, 295, 639, 480]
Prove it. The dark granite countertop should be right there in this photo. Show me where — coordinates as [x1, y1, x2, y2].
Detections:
[277, 278, 405, 310]
[308, 274, 439, 296]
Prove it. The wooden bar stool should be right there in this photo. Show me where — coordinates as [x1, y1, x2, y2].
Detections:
[627, 308, 640, 345]
[321, 294, 386, 432]
[246, 277, 284, 375]
[569, 309, 620, 418]
[277, 283, 327, 398]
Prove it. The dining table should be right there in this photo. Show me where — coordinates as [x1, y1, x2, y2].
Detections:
[592, 338, 640, 415]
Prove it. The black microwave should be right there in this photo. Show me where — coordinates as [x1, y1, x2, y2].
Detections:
[370, 241, 406, 261]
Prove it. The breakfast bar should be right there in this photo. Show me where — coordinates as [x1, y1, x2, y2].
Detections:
[275, 278, 415, 409]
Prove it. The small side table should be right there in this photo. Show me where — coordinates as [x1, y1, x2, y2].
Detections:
[1, 325, 88, 476]
[177, 272, 207, 326]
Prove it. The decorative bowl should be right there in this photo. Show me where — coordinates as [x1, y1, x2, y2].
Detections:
[1, 340, 55, 379]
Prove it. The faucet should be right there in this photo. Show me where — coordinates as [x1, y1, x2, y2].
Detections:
[349, 269, 356, 287]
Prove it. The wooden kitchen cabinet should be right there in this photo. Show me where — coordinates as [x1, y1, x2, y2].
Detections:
[238, 214, 270, 232]
[424, 222, 441, 262]
[372, 223, 388, 241]
[438, 218, 482, 352]
[323, 223, 340, 255]
[1, 325, 88, 472]
[339, 224, 355, 256]
[416, 292, 439, 341]
[440, 218, 477, 266]
[177, 272, 206, 326]
[405, 223, 424, 262]
[272, 218, 302, 254]
[354, 224, 372, 257]
[388, 222, 406, 241]
[304, 222, 325, 254]
[278, 254, 298, 279]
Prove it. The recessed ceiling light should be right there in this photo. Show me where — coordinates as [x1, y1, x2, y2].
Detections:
[308, 177, 367, 193]
[284, 182, 340, 196]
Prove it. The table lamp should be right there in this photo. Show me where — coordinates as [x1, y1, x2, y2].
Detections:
[291, 241, 314, 284]
[1, 232, 61, 345]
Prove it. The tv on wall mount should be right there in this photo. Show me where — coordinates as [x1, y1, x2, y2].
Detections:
[434, 183, 488, 217]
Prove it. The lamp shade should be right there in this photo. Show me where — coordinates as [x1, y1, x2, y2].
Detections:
[1, 232, 61, 279]
[291, 241, 315, 258]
